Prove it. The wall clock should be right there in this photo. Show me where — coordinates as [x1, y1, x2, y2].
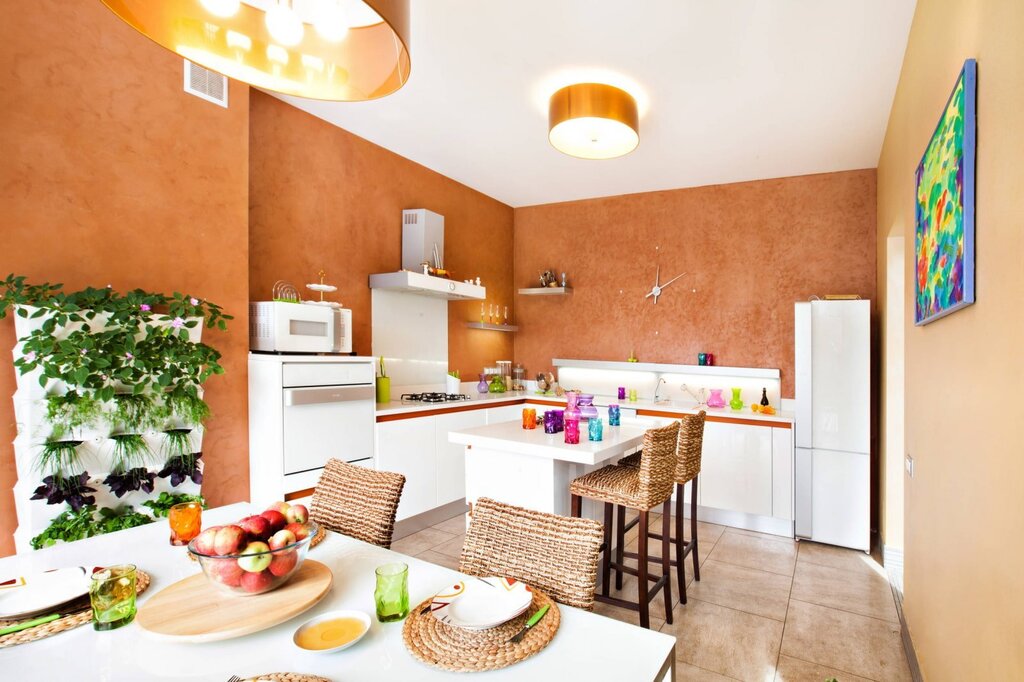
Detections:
[645, 265, 686, 304]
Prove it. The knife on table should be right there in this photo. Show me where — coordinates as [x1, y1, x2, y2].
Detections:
[507, 604, 550, 644]
[0, 612, 61, 636]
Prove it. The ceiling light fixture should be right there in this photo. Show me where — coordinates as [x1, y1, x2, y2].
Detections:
[548, 83, 640, 160]
[99, 0, 410, 101]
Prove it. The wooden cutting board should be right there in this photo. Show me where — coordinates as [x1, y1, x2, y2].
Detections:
[137, 560, 333, 642]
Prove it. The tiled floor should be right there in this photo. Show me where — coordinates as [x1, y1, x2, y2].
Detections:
[400, 512, 912, 682]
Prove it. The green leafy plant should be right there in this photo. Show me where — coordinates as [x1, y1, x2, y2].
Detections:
[109, 433, 150, 473]
[164, 391, 210, 426]
[45, 392, 103, 439]
[29, 504, 155, 550]
[159, 429, 202, 487]
[0, 275, 230, 421]
[142, 491, 206, 518]
[111, 393, 165, 431]
[36, 439, 84, 480]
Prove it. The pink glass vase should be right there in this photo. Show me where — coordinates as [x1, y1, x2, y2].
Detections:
[707, 389, 726, 408]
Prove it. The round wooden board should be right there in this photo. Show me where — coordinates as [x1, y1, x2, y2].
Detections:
[137, 560, 333, 643]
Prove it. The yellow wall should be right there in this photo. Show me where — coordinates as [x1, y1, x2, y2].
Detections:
[877, 0, 1024, 677]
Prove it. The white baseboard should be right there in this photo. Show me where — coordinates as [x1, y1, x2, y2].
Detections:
[883, 544, 904, 594]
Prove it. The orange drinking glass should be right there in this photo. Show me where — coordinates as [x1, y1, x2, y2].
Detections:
[169, 501, 202, 546]
[522, 408, 537, 430]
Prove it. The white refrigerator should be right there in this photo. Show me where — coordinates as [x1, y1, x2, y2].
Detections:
[794, 300, 871, 551]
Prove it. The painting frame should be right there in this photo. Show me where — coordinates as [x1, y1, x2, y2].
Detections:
[914, 58, 977, 326]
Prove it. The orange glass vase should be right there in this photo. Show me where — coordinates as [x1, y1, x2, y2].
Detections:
[168, 502, 202, 546]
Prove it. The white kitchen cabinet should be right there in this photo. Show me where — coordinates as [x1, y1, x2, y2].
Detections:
[435, 410, 487, 505]
[771, 428, 794, 520]
[486, 404, 523, 424]
[376, 417, 437, 521]
[699, 421, 773, 517]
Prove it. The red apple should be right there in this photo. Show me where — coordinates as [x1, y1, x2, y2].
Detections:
[260, 510, 287, 534]
[268, 550, 298, 577]
[208, 558, 244, 587]
[285, 522, 310, 541]
[213, 525, 247, 556]
[237, 541, 272, 572]
[265, 501, 290, 516]
[269, 528, 297, 551]
[285, 504, 309, 524]
[240, 569, 275, 593]
[238, 515, 271, 540]
[193, 526, 221, 555]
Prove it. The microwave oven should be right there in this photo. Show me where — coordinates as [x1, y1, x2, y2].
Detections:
[249, 301, 352, 354]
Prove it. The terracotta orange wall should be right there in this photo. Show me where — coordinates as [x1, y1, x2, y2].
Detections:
[513, 170, 877, 398]
[248, 92, 514, 378]
[0, 2, 251, 556]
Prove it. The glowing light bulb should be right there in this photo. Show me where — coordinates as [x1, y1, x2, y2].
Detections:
[200, 0, 240, 18]
[313, 0, 350, 42]
[265, 1, 304, 46]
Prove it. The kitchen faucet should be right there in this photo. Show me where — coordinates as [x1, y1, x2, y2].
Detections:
[654, 378, 667, 402]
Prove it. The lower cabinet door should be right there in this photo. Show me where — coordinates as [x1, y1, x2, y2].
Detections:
[435, 410, 487, 506]
[376, 418, 437, 521]
[699, 421, 773, 517]
[811, 448, 870, 551]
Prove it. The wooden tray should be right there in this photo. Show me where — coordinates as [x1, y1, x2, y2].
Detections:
[137, 560, 332, 642]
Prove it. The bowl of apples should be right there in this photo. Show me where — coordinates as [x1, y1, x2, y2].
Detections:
[188, 502, 318, 596]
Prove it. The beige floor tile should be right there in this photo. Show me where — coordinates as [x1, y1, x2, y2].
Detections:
[676, 660, 740, 681]
[415, 549, 461, 571]
[774, 655, 872, 682]
[792, 561, 898, 622]
[591, 572, 673, 629]
[662, 599, 783, 681]
[707, 532, 797, 576]
[431, 513, 469, 535]
[797, 541, 884, 577]
[687, 560, 792, 621]
[724, 527, 797, 545]
[390, 527, 455, 556]
[431, 532, 466, 558]
[780, 600, 911, 681]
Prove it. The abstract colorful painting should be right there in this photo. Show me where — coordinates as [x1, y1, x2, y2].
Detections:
[915, 59, 976, 325]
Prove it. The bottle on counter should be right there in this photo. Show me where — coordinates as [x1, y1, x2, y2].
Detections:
[760, 388, 770, 406]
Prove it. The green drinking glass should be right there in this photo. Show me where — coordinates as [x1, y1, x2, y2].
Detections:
[374, 562, 409, 622]
[89, 564, 137, 631]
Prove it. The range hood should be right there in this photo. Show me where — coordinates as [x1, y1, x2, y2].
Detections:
[369, 271, 485, 301]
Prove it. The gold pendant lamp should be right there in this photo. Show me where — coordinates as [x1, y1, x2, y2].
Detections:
[548, 83, 640, 159]
[100, 0, 411, 101]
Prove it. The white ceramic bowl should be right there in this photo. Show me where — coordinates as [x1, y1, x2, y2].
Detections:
[293, 609, 371, 654]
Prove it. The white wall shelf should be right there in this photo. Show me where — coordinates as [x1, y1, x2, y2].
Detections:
[518, 287, 572, 296]
[552, 358, 780, 380]
[466, 322, 519, 332]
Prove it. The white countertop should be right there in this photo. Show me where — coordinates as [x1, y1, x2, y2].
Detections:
[376, 390, 529, 416]
[0, 503, 676, 681]
[449, 420, 650, 466]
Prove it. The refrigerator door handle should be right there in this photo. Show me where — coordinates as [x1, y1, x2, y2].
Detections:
[795, 447, 813, 538]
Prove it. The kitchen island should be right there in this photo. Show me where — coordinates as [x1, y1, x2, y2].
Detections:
[448, 419, 654, 520]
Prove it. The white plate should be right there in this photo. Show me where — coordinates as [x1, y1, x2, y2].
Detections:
[428, 577, 532, 630]
[293, 609, 371, 654]
[0, 566, 90, 619]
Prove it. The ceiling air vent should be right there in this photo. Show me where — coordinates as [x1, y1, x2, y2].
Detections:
[183, 60, 228, 108]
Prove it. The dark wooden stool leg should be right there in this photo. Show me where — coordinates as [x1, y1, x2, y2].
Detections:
[661, 500, 673, 624]
[675, 483, 687, 603]
[615, 504, 626, 590]
[691, 475, 700, 581]
[571, 493, 581, 518]
[637, 509, 650, 629]
[601, 502, 613, 597]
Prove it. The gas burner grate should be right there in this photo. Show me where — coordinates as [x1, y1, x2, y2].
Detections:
[400, 393, 474, 403]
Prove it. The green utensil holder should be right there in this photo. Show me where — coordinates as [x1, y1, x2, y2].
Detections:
[376, 376, 391, 404]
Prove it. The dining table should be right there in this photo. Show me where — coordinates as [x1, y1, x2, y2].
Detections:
[0, 502, 677, 681]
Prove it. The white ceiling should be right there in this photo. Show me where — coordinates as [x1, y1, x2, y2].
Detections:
[275, 0, 917, 207]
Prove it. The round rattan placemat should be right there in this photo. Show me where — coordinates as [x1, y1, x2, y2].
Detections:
[0, 569, 151, 648]
[246, 674, 332, 682]
[403, 589, 560, 673]
[187, 524, 326, 562]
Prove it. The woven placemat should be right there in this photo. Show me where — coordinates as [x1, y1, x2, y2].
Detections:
[403, 588, 560, 673]
[187, 524, 325, 562]
[246, 674, 331, 682]
[0, 569, 151, 648]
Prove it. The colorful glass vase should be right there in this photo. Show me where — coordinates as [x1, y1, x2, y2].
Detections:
[707, 389, 726, 408]
[577, 394, 598, 421]
[588, 418, 603, 441]
[729, 387, 744, 411]
[564, 416, 580, 444]
[608, 404, 621, 426]
[477, 373, 489, 394]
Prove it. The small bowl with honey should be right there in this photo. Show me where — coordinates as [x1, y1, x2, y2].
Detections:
[293, 610, 371, 654]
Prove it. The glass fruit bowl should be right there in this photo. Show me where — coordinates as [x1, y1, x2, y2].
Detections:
[187, 521, 318, 596]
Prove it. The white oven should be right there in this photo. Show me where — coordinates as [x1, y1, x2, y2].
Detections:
[249, 301, 352, 353]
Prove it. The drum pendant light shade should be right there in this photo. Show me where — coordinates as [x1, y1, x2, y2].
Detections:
[548, 83, 639, 159]
[99, 0, 411, 102]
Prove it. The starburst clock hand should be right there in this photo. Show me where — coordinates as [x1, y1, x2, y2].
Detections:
[645, 267, 686, 304]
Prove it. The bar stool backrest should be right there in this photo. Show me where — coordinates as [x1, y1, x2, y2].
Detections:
[637, 421, 681, 509]
[675, 411, 707, 485]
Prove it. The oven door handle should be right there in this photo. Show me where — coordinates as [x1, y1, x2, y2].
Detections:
[284, 385, 375, 407]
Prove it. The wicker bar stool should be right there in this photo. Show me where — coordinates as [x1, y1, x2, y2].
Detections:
[568, 421, 680, 629]
[617, 411, 706, 603]
[459, 497, 605, 610]
[310, 459, 406, 549]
